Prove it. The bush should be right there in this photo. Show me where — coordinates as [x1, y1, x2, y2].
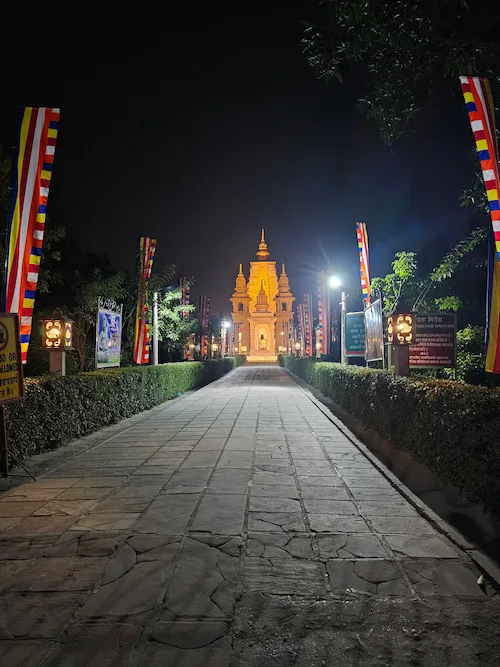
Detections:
[7, 357, 245, 462]
[280, 355, 500, 517]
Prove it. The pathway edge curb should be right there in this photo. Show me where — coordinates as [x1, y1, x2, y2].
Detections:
[286, 369, 500, 592]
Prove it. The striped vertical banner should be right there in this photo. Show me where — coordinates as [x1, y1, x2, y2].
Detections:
[460, 76, 500, 372]
[235, 322, 241, 353]
[356, 222, 371, 305]
[133, 237, 156, 364]
[304, 294, 314, 357]
[317, 270, 330, 355]
[199, 295, 210, 330]
[199, 294, 210, 358]
[4, 107, 60, 363]
[180, 278, 192, 319]
[297, 304, 305, 354]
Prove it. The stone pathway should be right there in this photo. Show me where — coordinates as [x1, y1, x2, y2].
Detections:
[1, 364, 499, 666]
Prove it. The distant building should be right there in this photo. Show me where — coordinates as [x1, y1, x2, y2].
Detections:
[230, 230, 295, 361]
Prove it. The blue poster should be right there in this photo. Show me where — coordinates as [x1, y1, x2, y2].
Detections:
[96, 308, 122, 368]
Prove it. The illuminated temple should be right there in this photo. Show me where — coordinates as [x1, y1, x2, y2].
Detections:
[230, 230, 295, 361]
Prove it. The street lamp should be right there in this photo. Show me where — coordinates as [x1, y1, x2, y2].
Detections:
[328, 277, 347, 364]
[387, 306, 415, 376]
[41, 308, 73, 376]
[295, 341, 301, 357]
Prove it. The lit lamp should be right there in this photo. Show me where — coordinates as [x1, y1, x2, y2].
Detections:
[41, 308, 73, 376]
[387, 306, 415, 377]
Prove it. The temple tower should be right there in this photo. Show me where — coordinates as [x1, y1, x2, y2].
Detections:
[230, 230, 295, 361]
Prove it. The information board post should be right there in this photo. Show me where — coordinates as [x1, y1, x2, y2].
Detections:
[96, 299, 123, 369]
[0, 313, 33, 479]
[344, 312, 365, 358]
[409, 314, 456, 369]
[364, 299, 385, 365]
[0, 407, 8, 478]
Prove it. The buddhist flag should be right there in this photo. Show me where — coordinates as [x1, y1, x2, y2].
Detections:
[4, 107, 60, 363]
[297, 303, 305, 354]
[356, 222, 371, 305]
[180, 277, 192, 319]
[304, 294, 314, 357]
[317, 270, 331, 355]
[460, 77, 500, 372]
[133, 237, 156, 365]
[199, 294, 211, 358]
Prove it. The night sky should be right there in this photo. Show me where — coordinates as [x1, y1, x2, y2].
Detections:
[2, 2, 481, 313]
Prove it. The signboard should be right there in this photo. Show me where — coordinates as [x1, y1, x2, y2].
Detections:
[96, 299, 123, 369]
[0, 314, 24, 405]
[409, 313, 456, 368]
[364, 299, 384, 362]
[344, 312, 365, 357]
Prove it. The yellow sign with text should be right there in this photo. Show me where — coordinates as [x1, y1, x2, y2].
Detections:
[0, 314, 24, 405]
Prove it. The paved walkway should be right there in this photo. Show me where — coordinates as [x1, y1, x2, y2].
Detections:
[1, 364, 499, 666]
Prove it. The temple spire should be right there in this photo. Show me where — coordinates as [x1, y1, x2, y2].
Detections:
[278, 262, 292, 294]
[255, 280, 270, 311]
[256, 228, 270, 260]
[233, 263, 247, 294]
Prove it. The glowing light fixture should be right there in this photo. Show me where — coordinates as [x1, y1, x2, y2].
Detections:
[41, 310, 73, 351]
[387, 311, 415, 346]
[329, 275, 342, 289]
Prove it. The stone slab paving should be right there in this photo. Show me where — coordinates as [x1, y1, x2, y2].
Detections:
[1, 364, 500, 666]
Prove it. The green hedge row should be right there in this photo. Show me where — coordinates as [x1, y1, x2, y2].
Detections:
[280, 355, 500, 517]
[7, 356, 246, 462]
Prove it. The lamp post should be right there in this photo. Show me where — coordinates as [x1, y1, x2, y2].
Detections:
[328, 276, 347, 364]
[295, 341, 301, 357]
[152, 292, 159, 366]
[41, 308, 73, 376]
[221, 320, 230, 357]
[387, 306, 415, 377]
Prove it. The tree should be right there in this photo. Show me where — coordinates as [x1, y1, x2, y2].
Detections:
[69, 269, 127, 372]
[119, 265, 178, 366]
[303, 0, 500, 145]
[157, 287, 198, 361]
[371, 227, 487, 314]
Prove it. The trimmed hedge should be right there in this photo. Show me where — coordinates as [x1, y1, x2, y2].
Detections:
[280, 355, 500, 517]
[7, 356, 246, 462]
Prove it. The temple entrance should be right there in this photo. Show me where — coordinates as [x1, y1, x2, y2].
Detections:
[255, 326, 269, 351]
[247, 323, 277, 361]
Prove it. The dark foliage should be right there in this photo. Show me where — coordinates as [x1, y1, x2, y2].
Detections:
[7, 356, 246, 462]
